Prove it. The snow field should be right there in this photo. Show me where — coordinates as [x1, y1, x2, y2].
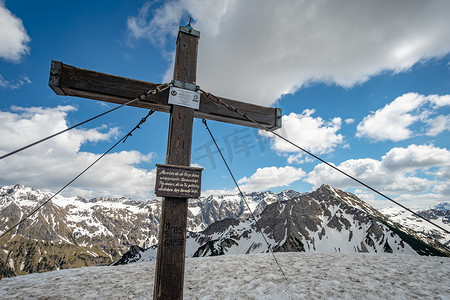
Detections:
[0, 252, 448, 299]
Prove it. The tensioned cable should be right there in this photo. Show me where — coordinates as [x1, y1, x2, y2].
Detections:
[199, 88, 450, 236]
[202, 119, 289, 283]
[0, 110, 155, 242]
[0, 82, 171, 161]
[0, 98, 138, 160]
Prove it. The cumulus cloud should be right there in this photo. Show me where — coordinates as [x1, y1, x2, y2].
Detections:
[306, 144, 450, 197]
[238, 166, 305, 192]
[127, 0, 450, 106]
[356, 93, 450, 142]
[426, 115, 450, 136]
[0, 106, 157, 200]
[202, 165, 305, 196]
[382, 144, 450, 172]
[260, 109, 344, 163]
[0, 2, 30, 62]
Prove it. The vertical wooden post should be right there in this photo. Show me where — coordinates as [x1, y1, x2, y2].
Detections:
[153, 26, 200, 300]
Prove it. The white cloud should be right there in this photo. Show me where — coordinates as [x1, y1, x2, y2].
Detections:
[356, 93, 425, 141]
[354, 189, 444, 211]
[0, 106, 157, 200]
[201, 188, 235, 198]
[0, 74, 31, 89]
[260, 109, 344, 162]
[393, 192, 450, 211]
[127, 2, 183, 46]
[306, 144, 450, 202]
[286, 154, 314, 165]
[433, 181, 450, 195]
[0, 106, 118, 153]
[127, 0, 234, 45]
[128, 0, 450, 106]
[382, 144, 450, 172]
[352, 189, 389, 209]
[435, 167, 450, 180]
[202, 165, 305, 196]
[426, 115, 450, 136]
[428, 94, 450, 107]
[356, 93, 450, 141]
[0, 2, 30, 62]
[238, 166, 305, 192]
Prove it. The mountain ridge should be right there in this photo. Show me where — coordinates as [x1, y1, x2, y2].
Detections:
[114, 184, 449, 265]
[0, 184, 303, 276]
[1, 183, 448, 277]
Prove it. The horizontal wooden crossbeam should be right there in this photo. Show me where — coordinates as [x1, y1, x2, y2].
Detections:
[49, 61, 281, 130]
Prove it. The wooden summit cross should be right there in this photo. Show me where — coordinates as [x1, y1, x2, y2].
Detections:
[49, 25, 281, 299]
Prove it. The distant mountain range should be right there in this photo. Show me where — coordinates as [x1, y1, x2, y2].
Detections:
[113, 185, 449, 265]
[0, 184, 448, 277]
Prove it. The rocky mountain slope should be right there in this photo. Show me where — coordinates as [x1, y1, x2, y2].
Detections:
[1, 184, 448, 276]
[114, 185, 449, 265]
[0, 184, 161, 276]
[0, 184, 300, 276]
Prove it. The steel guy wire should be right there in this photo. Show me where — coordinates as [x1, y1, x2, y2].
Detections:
[198, 88, 450, 236]
[0, 82, 171, 161]
[201, 119, 289, 283]
[0, 110, 155, 242]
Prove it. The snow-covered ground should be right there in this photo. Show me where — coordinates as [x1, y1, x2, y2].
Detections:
[1, 253, 449, 299]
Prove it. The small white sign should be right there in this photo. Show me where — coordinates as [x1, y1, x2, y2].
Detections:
[168, 87, 200, 110]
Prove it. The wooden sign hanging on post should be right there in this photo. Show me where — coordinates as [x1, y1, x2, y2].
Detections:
[155, 164, 203, 198]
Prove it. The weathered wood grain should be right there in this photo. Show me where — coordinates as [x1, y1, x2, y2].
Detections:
[153, 27, 199, 300]
[49, 62, 281, 130]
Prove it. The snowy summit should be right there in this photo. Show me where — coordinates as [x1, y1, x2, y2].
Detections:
[0, 252, 449, 299]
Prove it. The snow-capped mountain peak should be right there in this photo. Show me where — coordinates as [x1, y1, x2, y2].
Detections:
[115, 184, 449, 266]
[434, 202, 450, 211]
[1, 183, 448, 278]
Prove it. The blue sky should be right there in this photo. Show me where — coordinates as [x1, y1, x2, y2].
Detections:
[0, 0, 449, 210]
